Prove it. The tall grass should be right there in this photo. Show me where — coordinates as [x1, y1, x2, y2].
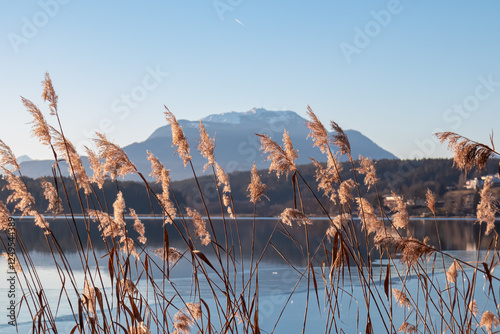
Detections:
[1, 74, 500, 333]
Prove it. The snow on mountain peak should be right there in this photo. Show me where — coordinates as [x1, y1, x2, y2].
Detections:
[201, 108, 303, 124]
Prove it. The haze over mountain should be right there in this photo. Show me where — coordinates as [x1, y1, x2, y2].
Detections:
[18, 108, 397, 180]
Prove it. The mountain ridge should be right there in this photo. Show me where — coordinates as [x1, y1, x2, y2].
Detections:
[17, 108, 397, 180]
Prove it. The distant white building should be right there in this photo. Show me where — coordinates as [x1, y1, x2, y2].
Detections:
[464, 177, 483, 190]
[482, 173, 500, 185]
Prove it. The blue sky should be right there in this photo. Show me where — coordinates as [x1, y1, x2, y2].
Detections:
[1, 0, 500, 161]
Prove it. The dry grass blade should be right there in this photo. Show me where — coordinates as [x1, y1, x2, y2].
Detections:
[435, 131, 497, 173]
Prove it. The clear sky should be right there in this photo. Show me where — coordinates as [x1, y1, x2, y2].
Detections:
[1, 0, 500, 161]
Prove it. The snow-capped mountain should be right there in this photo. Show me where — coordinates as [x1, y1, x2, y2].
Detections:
[18, 108, 397, 181]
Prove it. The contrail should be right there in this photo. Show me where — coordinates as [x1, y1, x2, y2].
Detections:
[234, 19, 245, 27]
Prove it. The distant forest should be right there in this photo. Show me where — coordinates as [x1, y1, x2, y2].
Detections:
[1, 158, 499, 218]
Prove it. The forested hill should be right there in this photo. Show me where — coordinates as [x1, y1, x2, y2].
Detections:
[1, 158, 498, 217]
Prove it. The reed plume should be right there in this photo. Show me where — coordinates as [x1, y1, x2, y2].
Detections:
[94, 132, 137, 180]
[41, 179, 63, 216]
[172, 303, 202, 334]
[398, 322, 417, 333]
[391, 192, 409, 230]
[435, 131, 497, 173]
[0, 201, 10, 231]
[152, 247, 182, 265]
[86, 147, 106, 189]
[2, 252, 21, 272]
[50, 126, 91, 194]
[469, 300, 479, 316]
[280, 208, 312, 227]
[0, 140, 20, 171]
[392, 288, 411, 310]
[128, 322, 151, 334]
[41, 72, 58, 115]
[356, 197, 384, 236]
[480, 311, 500, 334]
[147, 151, 176, 222]
[358, 155, 377, 190]
[257, 131, 297, 178]
[339, 179, 356, 205]
[330, 121, 351, 157]
[446, 260, 459, 284]
[82, 278, 96, 316]
[21, 97, 52, 147]
[310, 158, 338, 202]
[186, 207, 211, 246]
[130, 208, 146, 244]
[306, 106, 329, 154]
[215, 162, 233, 218]
[326, 214, 350, 241]
[247, 162, 268, 203]
[197, 121, 215, 171]
[2, 167, 49, 230]
[425, 188, 436, 215]
[165, 108, 191, 167]
[477, 178, 498, 236]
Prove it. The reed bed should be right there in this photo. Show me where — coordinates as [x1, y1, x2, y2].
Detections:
[1, 74, 500, 333]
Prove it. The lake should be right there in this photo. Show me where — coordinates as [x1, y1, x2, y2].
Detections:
[0, 217, 498, 333]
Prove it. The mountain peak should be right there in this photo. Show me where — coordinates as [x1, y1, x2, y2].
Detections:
[201, 108, 304, 125]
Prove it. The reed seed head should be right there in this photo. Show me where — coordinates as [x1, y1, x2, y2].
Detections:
[247, 162, 268, 204]
[280, 208, 312, 227]
[165, 108, 192, 167]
